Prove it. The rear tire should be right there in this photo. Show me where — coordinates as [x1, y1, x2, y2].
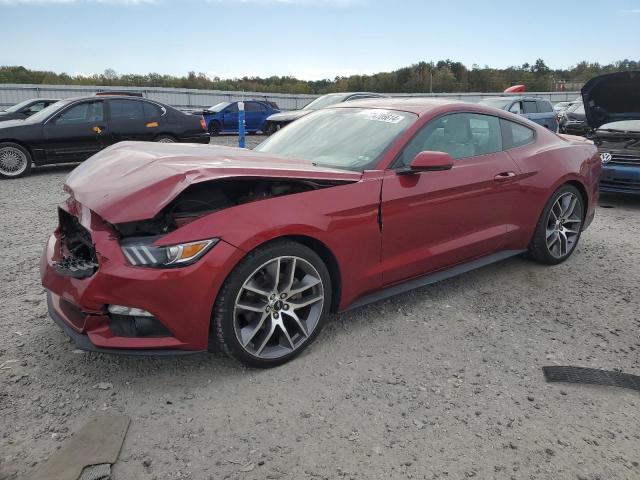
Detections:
[154, 134, 177, 143]
[208, 121, 221, 136]
[0, 142, 32, 179]
[528, 184, 584, 265]
[211, 240, 332, 368]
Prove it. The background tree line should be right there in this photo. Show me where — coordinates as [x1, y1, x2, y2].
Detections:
[1, 58, 638, 94]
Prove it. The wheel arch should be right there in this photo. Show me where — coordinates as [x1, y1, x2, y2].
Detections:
[0, 139, 35, 159]
[279, 234, 342, 312]
[565, 179, 589, 216]
[218, 234, 343, 314]
[154, 133, 178, 142]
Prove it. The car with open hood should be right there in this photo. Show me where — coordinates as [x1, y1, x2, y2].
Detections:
[40, 98, 600, 367]
[262, 92, 386, 135]
[0, 95, 209, 178]
[582, 71, 640, 195]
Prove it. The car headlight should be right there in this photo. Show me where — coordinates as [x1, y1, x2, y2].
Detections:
[120, 237, 219, 267]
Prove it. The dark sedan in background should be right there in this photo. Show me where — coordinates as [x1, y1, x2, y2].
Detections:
[558, 101, 589, 136]
[263, 92, 386, 134]
[0, 95, 209, 178]
[0, 98, 60, 122]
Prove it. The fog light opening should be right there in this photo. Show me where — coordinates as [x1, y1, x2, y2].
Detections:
[107, 305, 171, 338]
[108, 304, 153, 317]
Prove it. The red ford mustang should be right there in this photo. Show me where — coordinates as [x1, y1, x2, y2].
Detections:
[40, 98, 601, 367]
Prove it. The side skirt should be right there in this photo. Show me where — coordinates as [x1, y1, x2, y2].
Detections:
[344, 249, 526, 311]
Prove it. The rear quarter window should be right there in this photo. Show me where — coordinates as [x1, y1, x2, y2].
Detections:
[143, 101, 163, 119]
[500, 118, 535, 149]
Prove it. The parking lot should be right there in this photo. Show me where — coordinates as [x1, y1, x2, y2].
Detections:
[1, 135, 639, 480]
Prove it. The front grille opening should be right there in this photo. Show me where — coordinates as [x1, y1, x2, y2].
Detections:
[54, 208, 98, 279]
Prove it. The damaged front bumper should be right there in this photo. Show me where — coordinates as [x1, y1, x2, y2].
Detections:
[40, 203, 245, 355]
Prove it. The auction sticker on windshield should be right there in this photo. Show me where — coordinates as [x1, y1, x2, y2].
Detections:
[360, 110, 406, 124]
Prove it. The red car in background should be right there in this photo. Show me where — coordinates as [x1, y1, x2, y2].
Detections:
[40, 98, 601, 367]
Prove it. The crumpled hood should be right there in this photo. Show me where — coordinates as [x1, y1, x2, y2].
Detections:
[581, 71, 640, 128]
[266, 109, 311, 122]
[65, 141, 361, 224]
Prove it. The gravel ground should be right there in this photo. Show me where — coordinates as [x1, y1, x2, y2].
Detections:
[1, 136, 639, 480]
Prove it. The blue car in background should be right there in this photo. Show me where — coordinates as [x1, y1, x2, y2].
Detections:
[479, 96, 558, 130]
[199, 100, 279, 136]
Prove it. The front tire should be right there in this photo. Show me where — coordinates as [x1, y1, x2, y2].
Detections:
[0, 142, 32, 179]
[528, 184, 584, 265]
[211, 240, 332, 368]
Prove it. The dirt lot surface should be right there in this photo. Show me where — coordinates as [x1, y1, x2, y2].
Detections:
[1, 135, 639, 480]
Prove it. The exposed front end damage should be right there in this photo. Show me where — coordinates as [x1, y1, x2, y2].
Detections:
[40, 148, 360, 354]
[112, 177, 350, 238]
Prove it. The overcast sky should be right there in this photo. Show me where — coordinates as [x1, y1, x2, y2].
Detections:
[1, 0, 639, 80]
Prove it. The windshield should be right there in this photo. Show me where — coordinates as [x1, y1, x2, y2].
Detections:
[566, 102, 584, 114]
[5, 99, 35, 113]
[479, 98, 512, 110]
[24, 100, 70, 123]
[302, 94, 347, 111]
[255, 108, 416, 172]
[206, 102, 230, 112]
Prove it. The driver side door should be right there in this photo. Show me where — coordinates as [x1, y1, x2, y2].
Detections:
[222, 103, 239, 132]
[42, 100, 109, 163]
[380, 112, 523, 285]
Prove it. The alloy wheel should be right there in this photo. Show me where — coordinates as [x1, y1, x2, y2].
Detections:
[545, 192, 582, 258]
[233, 256, 324, 359]
[0, 146, 28, 177]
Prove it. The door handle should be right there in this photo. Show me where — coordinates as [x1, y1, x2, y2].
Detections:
[494, 171, 516, 182]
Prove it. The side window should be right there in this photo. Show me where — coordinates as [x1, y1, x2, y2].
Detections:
[245, 102, 262, 112]
[523, 101, 537, 114]
[537, 100, 553, 113]
[55, 102, 104, 125]
[23, 102, 46, 115]
[500, 119, 535, 149]
[226, 103, 239, 113]
[509, 102, 522, 114]
[398, 113, 502, 165]
[142, 101, 163, 119]
[109, 99, 145, 120]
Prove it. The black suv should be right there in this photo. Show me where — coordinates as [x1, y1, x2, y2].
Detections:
[0, 95, 210, 178]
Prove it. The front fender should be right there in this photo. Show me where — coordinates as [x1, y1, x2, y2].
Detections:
[157, 175, 384, 309]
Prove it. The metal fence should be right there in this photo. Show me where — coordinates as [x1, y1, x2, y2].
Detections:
[0, 83, 581, 110]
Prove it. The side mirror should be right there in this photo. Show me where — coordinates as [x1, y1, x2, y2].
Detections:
[399, 151, 454, 174]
